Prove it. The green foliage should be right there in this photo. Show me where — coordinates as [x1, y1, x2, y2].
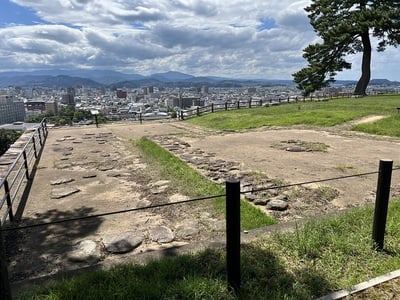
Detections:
[293, 0, 400, 96]
[0, 129, 22, 156]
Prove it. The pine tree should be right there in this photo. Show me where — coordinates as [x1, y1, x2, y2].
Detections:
[293, 1, 400, 96]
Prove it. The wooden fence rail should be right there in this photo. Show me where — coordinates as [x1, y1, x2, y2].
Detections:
[180, 93, 352, 120]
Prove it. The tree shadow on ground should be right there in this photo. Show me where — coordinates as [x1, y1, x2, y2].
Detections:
[18, 243, 336, 299]
[5, 206, 103, 282]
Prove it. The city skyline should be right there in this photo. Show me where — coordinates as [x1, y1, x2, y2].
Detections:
[1, 1, 399, 81]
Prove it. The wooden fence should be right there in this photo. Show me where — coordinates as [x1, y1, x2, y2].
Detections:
[179, 93, 353, 120]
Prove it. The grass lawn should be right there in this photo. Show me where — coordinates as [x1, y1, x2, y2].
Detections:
[186, 94, 400, 134]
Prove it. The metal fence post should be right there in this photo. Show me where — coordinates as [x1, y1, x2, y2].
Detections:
[32, 136, 38, 158]
[23, 150, 30, 179]
[38, 128, 43, 146]
[0, 227, 12, 300]
[4, 180, 14, 222]
[372, 159, 393, 251]
[226, 179, 241, 294]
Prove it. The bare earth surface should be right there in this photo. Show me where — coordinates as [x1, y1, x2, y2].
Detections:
[5, 117, 400, 296]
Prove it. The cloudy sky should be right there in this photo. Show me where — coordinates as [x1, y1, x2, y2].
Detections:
[0, 0, 399, 80]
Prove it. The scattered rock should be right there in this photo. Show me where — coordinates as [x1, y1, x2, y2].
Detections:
[136, 199, 152, 208]
[149, 180, 170, 187]
[267, 199, 289, 211]
[175, 220, 200, 240]
[244, 194, 256, 202]
[102, 231, 144, 253]
[55, 163, 72, 169]
[68, 240, 101, 263]
[168, 194, 189, 203]
[50, 178, 75, 185]
[254, 198, 268, 205]
[152, 185, 168, 194]
[51, 187, 80, 199]
[107, 172, 121, 177]
[149, 226, 174, 243]
[98, 166, 113, 171]
[83, 174, 97, 179]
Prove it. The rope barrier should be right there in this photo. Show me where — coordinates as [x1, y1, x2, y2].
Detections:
[2, 167, 400, 232]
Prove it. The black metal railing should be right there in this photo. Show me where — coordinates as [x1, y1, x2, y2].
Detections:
[0, 119, 48, 226]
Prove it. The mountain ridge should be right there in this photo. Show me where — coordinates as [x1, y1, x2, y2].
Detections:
[0, 69, 398, 88]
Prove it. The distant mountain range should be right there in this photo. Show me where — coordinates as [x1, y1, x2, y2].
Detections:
[0, 69, 398, 88]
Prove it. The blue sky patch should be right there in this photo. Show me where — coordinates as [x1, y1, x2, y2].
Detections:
[0, 0, 47, 27]
[257, 17, 277, 31]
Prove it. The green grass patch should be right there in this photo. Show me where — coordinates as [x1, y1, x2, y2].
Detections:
[134, 137, 275, 230]
[352, 115, 400, 137]
[20, 200, 400, 299]
[187, 94, 400, 133]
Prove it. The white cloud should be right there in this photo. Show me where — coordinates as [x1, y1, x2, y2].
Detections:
[1, 0, 398, 80]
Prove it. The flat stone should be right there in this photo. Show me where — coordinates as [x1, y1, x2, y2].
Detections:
[83, 174, 97, 179]
[168, 194, 189, 203]
[51, 187, 80, 199]
[50, 178, 75, 185]
[267, 199, 289, 211]
[107, 172, 121, 177]
[102, 231, 144, 254]
[136, 199, 152, 208]
[286, 146, 306, 152]
[152, 185, 168, 194]
[98, 166, 113, 171]
[149, 226, 174, 243]
[254, 198, 268, 205]
[149, 180, 170, 187]
[244, 194, 256, 202]
[55, 163, 72, 169]
[175, 220, 199, 240]
[68, 240, 101, 263]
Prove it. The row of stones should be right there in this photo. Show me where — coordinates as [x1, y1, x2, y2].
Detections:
[69, 226, 174, 263]
[151, 136, 290, 212]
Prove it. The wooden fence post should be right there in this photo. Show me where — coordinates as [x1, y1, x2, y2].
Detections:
[226, 179, 241, 294]
[211, 103, 214, 113]
[225, 102, 228, 110]
[372, 159, 393, 251]
[0, 227, 12, 300]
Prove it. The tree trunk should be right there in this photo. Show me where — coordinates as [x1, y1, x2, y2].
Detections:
[354, 31, 371, 96]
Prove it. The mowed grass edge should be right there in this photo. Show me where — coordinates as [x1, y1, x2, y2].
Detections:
[133, 137, 276, 230]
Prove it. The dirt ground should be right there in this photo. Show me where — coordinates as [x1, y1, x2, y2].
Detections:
[6, 116, 400, 285]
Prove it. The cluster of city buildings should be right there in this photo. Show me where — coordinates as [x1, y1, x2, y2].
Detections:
[0, 82, 399, 126]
